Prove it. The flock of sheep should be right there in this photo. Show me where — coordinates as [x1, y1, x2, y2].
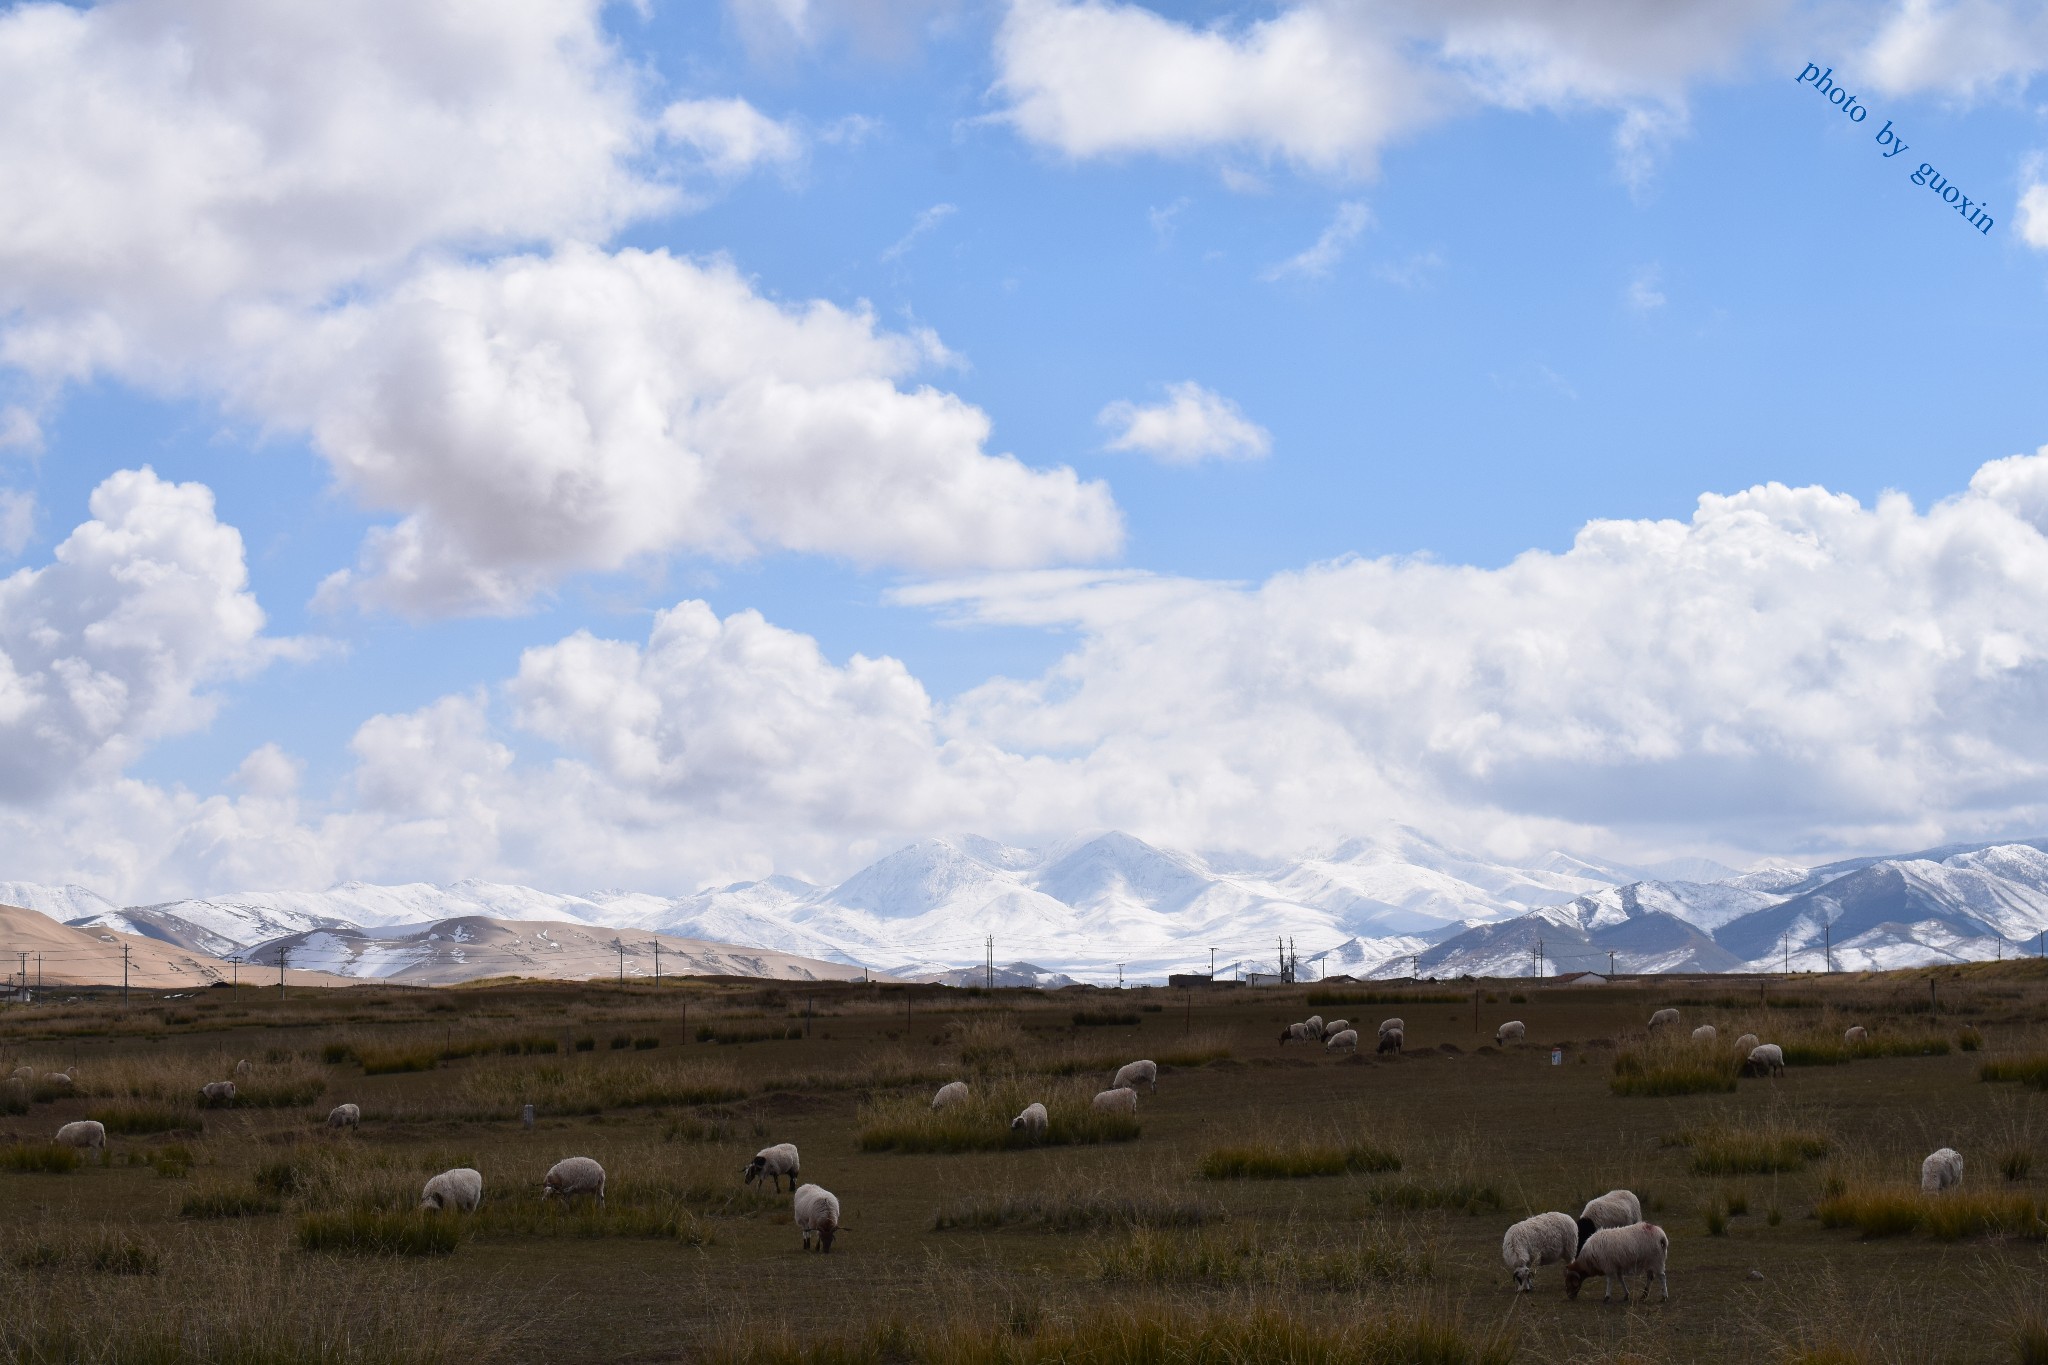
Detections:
[13, 1002, 1978, 1288]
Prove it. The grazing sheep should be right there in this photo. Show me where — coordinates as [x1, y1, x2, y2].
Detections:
[1278, 1022, 1315, 1044]
[1113, 1060, 1158, 1093]
[1501, 1211, 1579, 1292]
[1496, 1021, 1526, 1047]
[1011, 1102, 1048, 1138]
[1302, 1015, 1324, 1036]
[1326, 1029, 1359, 1052]
[1092, 1086, 1139, 1114]
[54, 1119, 105, 1150]
[1377, 1018, 1404, 1037]
[1649, 1008, 1681, 1031]
[931, 1081, 969, 1110]
[1321, 1019, 1349, 1039]
[1844, 1025, 1869, 1045]
[419, 1167, 483, 1212]
[199, 1080, 237, 1106]
[1691, 1025, 1717, 1044]
[1575, 1189, 1644, 1248]
[1376, 1027, 1404, 1055]
[7, 1066, 29, 1083]
[1741, 1043, 1785, 1078]
[793, 1182, 841, 1252]
[40, 1071, 72, 1091]
[1564, 1223, 1669, 1303]
[234, 1059, 253, 1077]
[325, 1103, 360, 1129]
[541, 1156, 606, 1208]
[743, 1142, 802, 1192]
[1732, 1033, 1759, 1055]
[1922, 1148, 1964, 1194]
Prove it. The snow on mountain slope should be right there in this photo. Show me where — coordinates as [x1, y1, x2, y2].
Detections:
[0, 882, 120, 921]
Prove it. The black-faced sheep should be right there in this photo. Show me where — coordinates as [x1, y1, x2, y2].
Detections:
[420, 1167, 483, 1212]
[744, 1142, 801, 1192]
[542, 1156, 606, 1208]
[1740, 1043, 1785, 1077]
[1574, 1189, 1643, 1248]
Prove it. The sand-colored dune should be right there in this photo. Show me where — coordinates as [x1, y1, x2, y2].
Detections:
[0, 903, 350, 991]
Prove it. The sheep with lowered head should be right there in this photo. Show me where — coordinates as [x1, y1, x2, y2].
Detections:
[1302, 1015, 1324, 1036]
[1731, 1032, 1759, 1055]
[1092, 1086, 1138, 1114]
[794, 1182, 841, 1252]
[1326, 1029, 1359, 1053]
[199, 1080, 236, 1107]
[41, 1071, 72, 1091]
[1011, 1102, 1048, 1139]
[1501, 1211, 1578, 1291]
[55, 1119, 105, 1151]
[1496, 1021, 1526, 1046]
[541, 1156, 606, 1208]
[1321, 1019, 1350, 1039]
[1649, 1008, 1681, 1031]
[1844, 1025, 1869, 1045]
[1692, 1025, 1717, 1044]
[1377, 1018, 1404, 1037]
[1377, 1027, 1404, 1055]
[931, 1081, 969, 1110]
[1113, 1060, 1158, 1093]
[420, 1167, 483, 1212]
[234, 1059, 253, 1077]
[326, 1103, 360, 1129]
[1575, 1189, 1643, 1248]
[1279, 1022, 1315, 1044]
[1564, 1222, 1669, 1303]
[1922, 1148, 1964, 1194]
[1741, 1043, 1785, 1077]
[744, 1143, 801, 1192]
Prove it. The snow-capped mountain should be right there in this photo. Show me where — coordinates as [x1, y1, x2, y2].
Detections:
[14, 828, 2048, 985]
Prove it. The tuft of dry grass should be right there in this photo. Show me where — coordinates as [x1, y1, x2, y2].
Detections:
[1670, 1117, 1830, 1174]
[1198, 1138, 1400, 1180]
[1610, 1035, 1739, 1095]
[857, 1078, 1140, 1152]
[1815, 1185, 2048, 1240]
[1087, 1224, 1434, 1288]
[0, 1142, 82, 1174]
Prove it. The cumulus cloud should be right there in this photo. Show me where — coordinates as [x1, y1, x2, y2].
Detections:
[992, 0, 1788, 181]
[1099, 383, 1272, 464]
[2019, 176, 2048, 250]
[658, 97, 803, 179]
[1860, 0, 2048, 98]
[1261, 201, 1372, 280]
[0, 468, 293, 801]
[234, 245, 1118, 616]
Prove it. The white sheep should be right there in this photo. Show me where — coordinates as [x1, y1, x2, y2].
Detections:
[1011, 1102, 1048, 1138]
[1649, 1008, 1681, 1031]
[1321, 1019, 1350, 1038]
[419, 1167, 483, 1212]
[1278, 1022, 1315, 1044]
[744, 1142, 801, 1192]
[931, 1080, 969, 1110]
[1113, 1060, 1158, 1093]
[1844, 1025, 1869, 1045]
[326, 1103, 360, 1129]
[1092, 1086, 1139, 1114]
[1732, 1032, 1760, 1055]
[1922, 1147, 1964, 1194]
[1501, 1211, 1579, 1291]
[1377, 1018, 1404, 1037]
[793, 1182, 841, 1252]
[1496, 1021, 1526, 1046]
[1692, 1025, 1717, 1044]
[1565, 1222, 1669, 1303]
[234, 1059, 253, 1077]
[1575, 1189, 1643, 1246]
[1302, 1015, 1324, 1036]
[541, 1156, 606, 1208]
[54, 1119, 105, 1150]
[41, 1071, 72, 1090]
[1741, 1043, 1785, 1077]
[1326, 1029, 1359, 1052]
[199, 1080, 236, 1106]
[1376, 1027, 1404, 1055]
[7, 1066, 29, 1083]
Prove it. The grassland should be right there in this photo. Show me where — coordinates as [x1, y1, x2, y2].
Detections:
[3, 967, 2048, 1363]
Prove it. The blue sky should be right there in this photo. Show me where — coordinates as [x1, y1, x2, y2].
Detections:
[4, 0, 2048, 901]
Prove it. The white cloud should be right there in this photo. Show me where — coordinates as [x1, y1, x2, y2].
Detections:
[1628, 264, 1667, 311]
[0, 468, 293, 801]
[2019, 177, 2048, 250]
[230, 743, 303, 799]
[1374, 250, 1444, 288]
[881, 203, 958, 262]
[0, 0, 676, 382]
[1099, 382, 1272, 464]
[0, 490, 33, 557]
[992, 0, 1792, 183]
[658, 98, 803, 179]
[233, 245, 1118, 616]
[1860, 0, 2048, 98]
[1261, 202, 1372, 281]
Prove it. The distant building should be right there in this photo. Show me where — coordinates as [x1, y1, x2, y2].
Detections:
[1244, 972, 1283, 987]
[1546, 971, 1610, 987]
[1167, 973, 1212, 989]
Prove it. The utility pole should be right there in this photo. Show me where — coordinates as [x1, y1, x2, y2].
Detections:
[1824, 921, 1831, 973]
[277, 943, 286, 1000]
[1209, 947, 1215, 979]
[615, 940, 624, 987]
[1116, 963, 1124, 990]
[1184, 989, 1191, 1035]
[1608, 950, 1616, 977]
[15, 952, 23, 1000]
[122, 944, 130, 1006]
[653, 940, 661, 990]
[34, 953, 40, 990]
[985, 935, 994, 990]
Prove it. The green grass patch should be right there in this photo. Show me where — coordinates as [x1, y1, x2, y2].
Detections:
[297, 1209, 460, 1257]
[0, 1143, 82, 1174]
[1610, 1037, 1739, 1096]
[88, 1101, 200, 1135]
[1673, 1120, 1830, 1174]
[1981, 1054, 2048, 1088]
[181, 1188, 281, 1219]
[1198, 1140, 1400, 1180]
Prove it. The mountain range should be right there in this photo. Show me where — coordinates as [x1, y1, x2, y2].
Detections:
[10, 828, 2048, 986]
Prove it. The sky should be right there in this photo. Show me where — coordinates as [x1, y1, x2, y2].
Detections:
[4, 0, 2048, 903]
